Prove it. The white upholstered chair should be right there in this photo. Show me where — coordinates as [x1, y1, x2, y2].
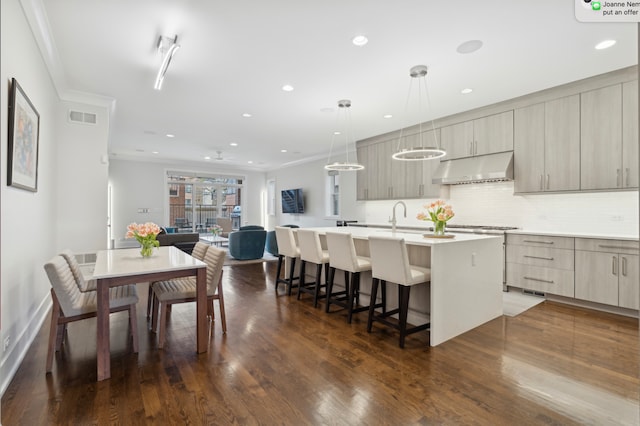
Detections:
[274, 226, 301, 295]
[151, 245, 226, 348]
[296, 229, 330, 308]
[367, 235, 431, 348]
[43, 255, 139, 373]
[59, 249, 96, 292]
[325, 232, 384, 323]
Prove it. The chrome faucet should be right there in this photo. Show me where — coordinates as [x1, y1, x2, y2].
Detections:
[389, 201, 407, 234]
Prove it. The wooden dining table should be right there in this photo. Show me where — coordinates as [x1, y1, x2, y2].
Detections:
[92, 246, 207, 381]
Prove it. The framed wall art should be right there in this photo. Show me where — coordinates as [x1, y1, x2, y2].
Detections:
[8, 78, 40, 192]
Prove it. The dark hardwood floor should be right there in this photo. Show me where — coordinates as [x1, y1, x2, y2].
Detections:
[2, 262, 639, 425]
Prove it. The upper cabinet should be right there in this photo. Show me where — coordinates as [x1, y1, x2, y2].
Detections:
[514, 95, 580, 193]
[441, 111, 513, 160]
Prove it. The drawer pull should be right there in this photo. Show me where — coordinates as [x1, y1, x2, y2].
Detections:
[524, 276, 554, 284]
[598, 245, 639, 251]
[523, 255, 554, 261]
[522, 240, 554, 245]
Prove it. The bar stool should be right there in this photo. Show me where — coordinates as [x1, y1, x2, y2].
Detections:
[296, 229, 330, 308]
[325, 232, 385, 323]
[274, 226, 301, 295]
[367, 235, 431, 348]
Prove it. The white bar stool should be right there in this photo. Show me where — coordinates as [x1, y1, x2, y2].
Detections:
[325, 232, 385, 323]
[274, 226, 301, 295]
[296, 229, 330, 308]
[367, 235, 431, 348]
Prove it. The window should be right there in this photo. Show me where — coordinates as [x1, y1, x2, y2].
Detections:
[169, 184, 180, 197]
[267, 179, 276, 216]
[326, 171, 340, 217]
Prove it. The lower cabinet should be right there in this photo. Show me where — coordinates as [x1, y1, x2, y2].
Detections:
[575, 238, 639, 309]
[506, 234, 575, 297]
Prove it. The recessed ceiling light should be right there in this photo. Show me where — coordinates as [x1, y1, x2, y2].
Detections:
[281, 149, 288, 153]
[166, 133, 175, 138]
[461, 88, 473, 94]
[230, 142, 238, 147]
[334, 131, 341, 135]
[352, 35, 368, 46]
[282, 84, 294, 92]
[456, 39, 483, 54]
[595, 39, 616, 50]
[242, 113, 252, 118]
[248, 160, 253, 164]
[152, 151, 159, 154]
[383, 114, 393, 119]
[204, 156, 211, 160]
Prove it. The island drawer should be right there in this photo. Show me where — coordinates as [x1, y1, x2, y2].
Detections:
[507, 234, 574, 250]
[506, 245, 574, 270]
[506, 263, 575, 297]
[575, 238, 639, 255]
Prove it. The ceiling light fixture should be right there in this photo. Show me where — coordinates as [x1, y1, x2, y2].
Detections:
[324, 99, 364, 172]
[242, 113, 252, 118]
[352, 35, 368, 46]
[595, 39, 616, 50]
[383, 114, 393, 119]
[282, 84, 294, 92]
[392, 65, 446, 161]
[230, 142, 238, 146]
[166, 133, 175, 138]
[154, 35, 180, 90]
[461, 88, 473, 94]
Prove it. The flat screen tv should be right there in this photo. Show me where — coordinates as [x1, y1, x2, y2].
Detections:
[281, 188, 304, 214]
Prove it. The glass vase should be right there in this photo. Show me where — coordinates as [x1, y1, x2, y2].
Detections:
[433, 221, 446, 236]
[140, 241, 155, 258]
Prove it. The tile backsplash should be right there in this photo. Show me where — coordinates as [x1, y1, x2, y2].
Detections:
[361, 182, 638, 237]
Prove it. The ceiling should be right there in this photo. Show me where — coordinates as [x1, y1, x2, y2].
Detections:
[36, 0, 637, 171]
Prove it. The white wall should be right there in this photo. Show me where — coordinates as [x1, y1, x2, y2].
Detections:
[266, 154, 365, 229]
[108, 159, 267, 247]
[1, 0, 62, 396]
[359, 182, 639, 237]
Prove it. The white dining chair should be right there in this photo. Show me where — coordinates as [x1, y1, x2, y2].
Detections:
[43, 255, 139, 373]
[325, 232, 384, 323]
[59, 249, 96, 292]
[274, 226, 301, 295]
[151, 245, 226, 348]
[296, 229, 330, 308]
[367, 235, 431, 348]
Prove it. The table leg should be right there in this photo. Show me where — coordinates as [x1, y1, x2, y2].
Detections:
[96, 279, 110, 381]
[196, 267, 207, 353]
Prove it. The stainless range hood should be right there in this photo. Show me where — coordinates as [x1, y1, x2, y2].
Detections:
[432, 151, 514, 184]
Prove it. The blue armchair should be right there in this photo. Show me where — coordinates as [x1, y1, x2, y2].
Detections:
[228, 226, 267, 260]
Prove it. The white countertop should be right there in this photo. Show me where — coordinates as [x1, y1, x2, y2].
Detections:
[307, 226, 501, 246]
[506, 229, 639, 241]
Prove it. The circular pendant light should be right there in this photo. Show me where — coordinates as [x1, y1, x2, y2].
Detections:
[325, 99, 364, 171]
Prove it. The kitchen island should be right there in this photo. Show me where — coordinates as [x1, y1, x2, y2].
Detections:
[301, 227, 504, 346]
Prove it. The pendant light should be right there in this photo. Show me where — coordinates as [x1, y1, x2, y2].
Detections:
[324, 99, 364, 171]
[392, 65, 446, 161]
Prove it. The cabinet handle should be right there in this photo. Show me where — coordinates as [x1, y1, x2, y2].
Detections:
[598, 244, 638, 251]
[474, 140, 477, 155]
[612, 256, 618, 275]
[622, 256, 627, 276]
[522, 240, 554, 244]
[625, 168, 630, 187]
[539, 175, 543, 191]
[545, 174, 550, 190]
[469, 141, 473, 155]
[524, 276, 554, 284]
[617, 169, 621, 187]
[524, 255, 554, 261]
[419, 184, 424, 196]
[388, 187, 393, 198]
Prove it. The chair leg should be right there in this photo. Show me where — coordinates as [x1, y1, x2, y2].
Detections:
[146, 283, 154, 318]
[398, 285, 411, 349]
[297, 261, 306, 300]
[325, 267, 336, 313]
[129, 304, 139, 353]
[367, 278, 380, 333]
[46, 291, 61, 373]
[152, 295, 160, 333]
[158, 302, 168, 349]
[381, 280, 387, 314]
[217, 280, 227, 334]
[313, 264, 322, 308]
[275, 255, 284, 291]
[347, 272, 358, 324]
[55, 324, 65, 351]
[287, 257, 297, 296]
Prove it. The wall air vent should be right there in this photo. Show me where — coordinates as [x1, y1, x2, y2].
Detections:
[69, 110, 97, 125]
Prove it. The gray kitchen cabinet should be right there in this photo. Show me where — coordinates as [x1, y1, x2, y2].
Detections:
[506, 234, 575, 297]
[514, 96, 580, 193]
[441, 111, 513, 160]
[376, 140, 394, 199]
[356, 143, 376, 200]
[575, 238, 639, 308]
[580, 84, 623, 190]
[622, 80, 639, 188]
